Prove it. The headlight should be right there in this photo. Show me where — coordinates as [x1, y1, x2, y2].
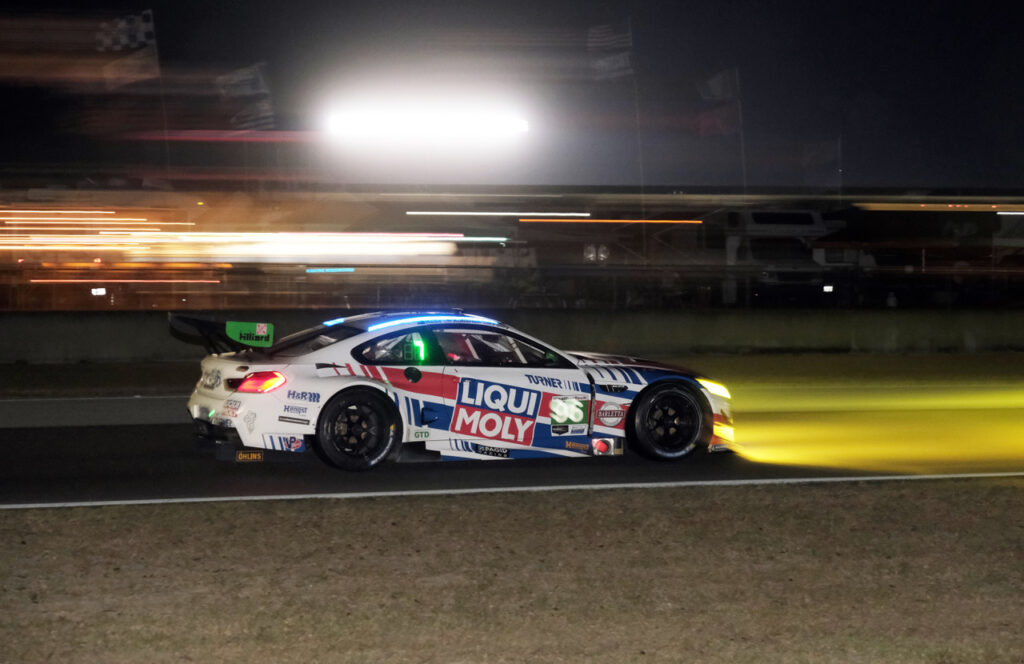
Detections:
[697, 378, 731, 400]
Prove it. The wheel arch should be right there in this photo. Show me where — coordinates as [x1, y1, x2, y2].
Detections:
[314, 380, 403, 436]
[625, 376, 714, 451]
[312, 383, 406, 469]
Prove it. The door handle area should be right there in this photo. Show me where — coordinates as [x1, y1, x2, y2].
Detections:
[404, 366, 422, 383]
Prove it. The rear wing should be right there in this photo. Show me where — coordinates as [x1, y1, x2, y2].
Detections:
[168, 314, 275, 354]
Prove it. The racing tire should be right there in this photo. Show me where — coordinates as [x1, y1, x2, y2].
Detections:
[315, 388, 401, 472]
[627, 383, 712, 461]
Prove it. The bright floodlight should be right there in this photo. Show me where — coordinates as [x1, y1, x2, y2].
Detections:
[324, 95, 529, 148]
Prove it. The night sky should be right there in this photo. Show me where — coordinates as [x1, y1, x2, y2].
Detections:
[1, 0, 1022, 189]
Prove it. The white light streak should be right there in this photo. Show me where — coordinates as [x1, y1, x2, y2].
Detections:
[3, 226, 157, 232]
[0, 217, 151, 222]
[406, 211, 590, 217]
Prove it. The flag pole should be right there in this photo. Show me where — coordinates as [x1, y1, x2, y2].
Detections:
[735, 70, 748, 193]
[627, 16, 648, 261]
[148, 8, 171, 177]
[837, 133, 844, 206]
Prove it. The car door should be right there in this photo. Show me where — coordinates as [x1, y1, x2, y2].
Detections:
[436, 326, 594, 457]
[351, 327, 452, 443]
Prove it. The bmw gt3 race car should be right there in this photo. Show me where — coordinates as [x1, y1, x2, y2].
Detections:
[170, 311, 734, 471]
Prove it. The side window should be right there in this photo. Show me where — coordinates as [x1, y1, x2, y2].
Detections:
[435, 328, 570, 368]
[355, 330, 437, 365]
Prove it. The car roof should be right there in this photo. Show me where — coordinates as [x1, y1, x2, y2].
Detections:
[319, 311, 504, 333]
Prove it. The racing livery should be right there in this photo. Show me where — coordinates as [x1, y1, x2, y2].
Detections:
[170, 311, 734, 471]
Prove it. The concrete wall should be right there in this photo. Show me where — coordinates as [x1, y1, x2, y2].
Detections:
[3, 309, 1023, 364]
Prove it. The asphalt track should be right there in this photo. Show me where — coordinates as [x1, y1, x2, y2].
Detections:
[4, 353, 1023, 508]
[0, 423, 863, 507]
[3, 421, 1023, 509]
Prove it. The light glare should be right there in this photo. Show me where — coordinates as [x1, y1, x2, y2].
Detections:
[325, 97, 529, 148]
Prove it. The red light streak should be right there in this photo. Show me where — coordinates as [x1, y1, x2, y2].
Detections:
[519, 218, 702, 224]
[29, 279, 221, 284]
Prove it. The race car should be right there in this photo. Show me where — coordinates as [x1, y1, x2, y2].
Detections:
[170, 311, 734, 471]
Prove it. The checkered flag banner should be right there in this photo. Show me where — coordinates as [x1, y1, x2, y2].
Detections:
[96, 9, 156, 52]
[586, 22, 632, 51]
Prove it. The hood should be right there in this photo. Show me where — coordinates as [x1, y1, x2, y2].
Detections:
[566, 351, 699, 378]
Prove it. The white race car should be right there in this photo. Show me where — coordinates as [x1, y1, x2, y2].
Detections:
[170, 311, 734, 471]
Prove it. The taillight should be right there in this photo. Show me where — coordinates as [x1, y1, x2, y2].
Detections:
[235, 371, 287, 393]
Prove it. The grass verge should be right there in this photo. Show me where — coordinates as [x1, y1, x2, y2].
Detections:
[2, 479, 1022, 663]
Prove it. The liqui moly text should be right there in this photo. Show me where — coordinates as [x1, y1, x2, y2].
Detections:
[452, 379, 540, 445]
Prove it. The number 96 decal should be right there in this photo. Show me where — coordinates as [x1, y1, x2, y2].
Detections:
[549, 396, 589, 425]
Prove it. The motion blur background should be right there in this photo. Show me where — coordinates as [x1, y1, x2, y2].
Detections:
[1, 1, 1022, 319]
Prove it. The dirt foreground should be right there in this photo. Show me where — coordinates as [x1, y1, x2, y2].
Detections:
[2, 479, 1022, 663]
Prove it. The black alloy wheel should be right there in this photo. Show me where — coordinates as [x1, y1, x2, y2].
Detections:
[315, 388, 400, 471]
[628, 384, 711, 461]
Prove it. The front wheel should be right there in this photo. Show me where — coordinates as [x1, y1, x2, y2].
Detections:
[315, 388, 400, 471]
[627, 383, 712, 461]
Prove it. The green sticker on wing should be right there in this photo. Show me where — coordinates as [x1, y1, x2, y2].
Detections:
[225, 321, 274, 347]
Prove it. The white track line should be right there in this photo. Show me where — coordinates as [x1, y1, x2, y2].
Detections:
[2, 471, 1023, 510]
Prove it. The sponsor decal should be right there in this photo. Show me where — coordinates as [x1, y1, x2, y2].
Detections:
[221, 398, 242, 418]
[472, 443, 510, 458]
[243, 411, 256, 433]
[282, 404, 307, 415]
[200, 369, 222, 390]
[225, 321, 275, 348]
[278, 415, 310, 425]
[524, 374, 564, 389]
[550, 396, 589, 425]
[287, 390, 321, 403]
[262, 433, 306, 452]
[451, 378, 540, 445]
[596, 401, 628, 428]
[413, 430, 431, 439]
[551, 423, 589, 437]
[453, 406, 535, 445]
[236, 450, 264, 462]
[565, 440, 590, 453]
[458, 378, 540, 416]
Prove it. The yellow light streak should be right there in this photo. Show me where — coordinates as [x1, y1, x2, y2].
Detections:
[727, 384, 1024, 474]
[713, 423, 735, 442]
[698, 378, 732, 400]
[855, 202, 1022, 212]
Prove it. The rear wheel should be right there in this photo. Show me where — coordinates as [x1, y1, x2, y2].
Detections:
[627, 383, 711, 461]
[315, 388, 400, 471]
